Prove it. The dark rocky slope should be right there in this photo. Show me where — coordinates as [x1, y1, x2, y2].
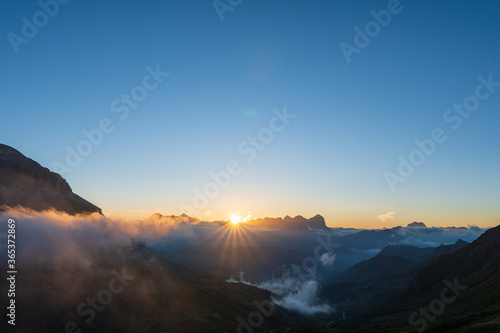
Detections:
[0, 144, 101, 215]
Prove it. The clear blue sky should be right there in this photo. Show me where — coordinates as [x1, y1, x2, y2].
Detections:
[1, 0, 499, 227]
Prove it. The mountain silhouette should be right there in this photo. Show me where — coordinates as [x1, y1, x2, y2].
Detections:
[0, 144, 101, 215]
[244, 214, 328, 230]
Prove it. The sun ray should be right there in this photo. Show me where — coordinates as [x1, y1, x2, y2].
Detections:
[195, 215, 273, 278]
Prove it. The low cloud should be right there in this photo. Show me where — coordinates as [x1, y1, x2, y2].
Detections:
[377, 211, 395, 222]
[394, 226, 486, 247]
[0, 207, 213, 264]
[319, 252, 336, 266]
[271, 280, 331, 315]
[227, 267, 332, 316]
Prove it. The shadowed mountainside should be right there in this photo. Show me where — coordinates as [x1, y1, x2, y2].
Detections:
[0, 239, 298, 332]
[320, 240, 469, 318]
[327, 225, 500, 332]
[0, 144, 101, 215]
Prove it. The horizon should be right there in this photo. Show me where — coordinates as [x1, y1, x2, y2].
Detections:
[2, 1, 500, 229]
[3, 2, 500, 331]
[3, 140, 497, 230]
[103, 209, 494, 230]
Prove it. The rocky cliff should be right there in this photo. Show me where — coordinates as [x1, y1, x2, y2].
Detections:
[0, 144, 102, 215]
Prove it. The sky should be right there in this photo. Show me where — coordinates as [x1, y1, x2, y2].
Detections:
[1, 0, 499, 228]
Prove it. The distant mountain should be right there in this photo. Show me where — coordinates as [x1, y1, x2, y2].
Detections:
[378, 244, 434, 262]
[320, 240, 470, 323]
[146, 212, 201, 225]
[409, 227, 500, 294]
[338, 227, 402, 250]
[335, 225, 479, 251]
[407, 221, 427, 228]
[244, 214, 328, 230]
[0, 144, 101, 215]
[327, 225, 500, 332]
[430, 239, 469, 258]
[331, 241, 468, 284]
[333, 254, 417, 284]
[389, 226, 500, 332]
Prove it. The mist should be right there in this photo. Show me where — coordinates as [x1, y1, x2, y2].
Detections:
[228, 266, 333, 316]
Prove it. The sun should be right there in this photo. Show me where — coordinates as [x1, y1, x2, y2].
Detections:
[230, 215, 241, 225]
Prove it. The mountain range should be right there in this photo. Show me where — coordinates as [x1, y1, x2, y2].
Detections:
[243, 214, 328, 230]
[324, 228, 500, 332]
[1, 143, 498, 332]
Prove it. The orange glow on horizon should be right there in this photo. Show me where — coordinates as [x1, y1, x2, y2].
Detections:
[99, 207, 497, 230]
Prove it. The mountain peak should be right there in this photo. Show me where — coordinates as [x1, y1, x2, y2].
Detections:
[407, 221, 427, 228]
[310, 214, 325, 221]
[146, 213, 200, 224]
[0, 143, 25, 157]
[0, 143, 102, 215]
[245, 214, 327, 230]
